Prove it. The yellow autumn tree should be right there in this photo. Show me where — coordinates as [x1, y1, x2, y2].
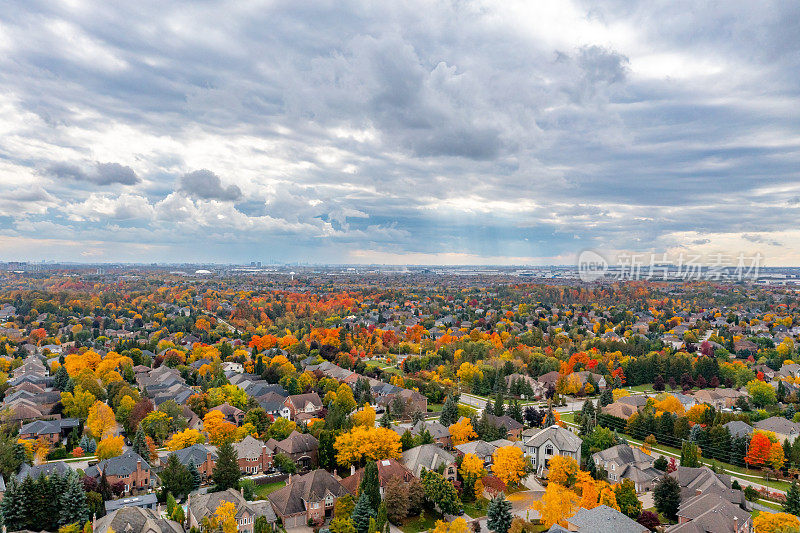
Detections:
[202, 501, 237, 533]
[654, 394, 685, 416]
[432, 518, 469, 533]
[598, 485, 620, 511]
[61, 387, 97, 420]
[96, 435, 124, 460]
[334, 426, 402, 467]
[449, 418, 478, 446]
[753, 512, 800, 533]
[351, 404, 376, 427]
[492, 445, 526, 487]
[86, 401, 116, 439]
[165, 428, 206, 451]
[532, 482, 579, 529]
[204, 410, 238, 446]
[612, 389, 630, 402]
[548, 455, 579, 487]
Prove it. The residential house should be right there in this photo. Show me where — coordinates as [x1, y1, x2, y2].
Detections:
[268, 469, 350, 527]
[233, 435, 273, 474]
[402, 444, 457, 481]
[454, 440, 498, 466]
[170, 444, 218, 481]
[553, 505, 648, 533]
[268, 431, 319, 469]
[104, 493, 159, 513]
[691, 388, 747, 410]
[401, 420, 451, 447]
[666, 493, 751, 533]
[592, 444, 661, 492]
[284, 393, 323, 422]
[188, 488, 265, 533]
[484, 414, 524, 439]
[209, 402, 245, 426]
[723, 421, 753, 440]
[92, 506, 183, 533]
[256, 391, 292, 419]
[17, 461, 73, 482]
[754, 416, 800, 443]
[86, 450, 151, 494]
[670, 466, 748, 508]
[600, 401, 638, 420]
[18, 417, 79, 444]
[340, 459, 415, 496]
[523, 425, 582, 478]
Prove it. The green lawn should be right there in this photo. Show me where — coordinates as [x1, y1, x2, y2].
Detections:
[428, 403, 444, 413]
[463, 498, 488, 519]
[400, 510, 441, 533]
[366, 360, 394, 370]
[628, 384, 656, 393]
[253, 481, 285, 500]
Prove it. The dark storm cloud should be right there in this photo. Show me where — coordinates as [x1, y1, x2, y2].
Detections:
[178, 170, 243, 201]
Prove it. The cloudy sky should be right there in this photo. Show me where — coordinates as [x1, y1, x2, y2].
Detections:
[1, 1, 799, 265]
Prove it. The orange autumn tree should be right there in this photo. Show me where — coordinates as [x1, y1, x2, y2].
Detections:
[746, 432, 773, 468]
[768, 441, 785, 470]
[351, 404, 376, 427]
[204, 410, 238, 446]
[577, 471, 598, 510]
[492, 445, 526, 487]
[753, 512, 800, 533]
[449, 418, 477, 446]
[532, 482, 579, 529]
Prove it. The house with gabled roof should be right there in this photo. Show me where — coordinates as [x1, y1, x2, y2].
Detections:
[592, 444, 661, 492]
[169, 443, 218, 480]
[268, 469, 349, 528]
[340, 458, 414, 496]
[523, 425, 582, 478]
[189, 487, 268, 533]
[402, 444, 457, 481]
[93, 506, 183, 533]
[85, 450, 151, 494]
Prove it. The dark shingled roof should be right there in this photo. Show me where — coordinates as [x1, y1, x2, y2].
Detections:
[268, 470, 349, 517]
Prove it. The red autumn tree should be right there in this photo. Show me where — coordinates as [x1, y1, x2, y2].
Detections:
[745, 432, 772, 468]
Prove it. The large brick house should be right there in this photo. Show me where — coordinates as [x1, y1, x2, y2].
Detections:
[188, 488, 271, 533]
[268, 470, 349, 527]
[86, 450, 151, 494]
[233, 435, 273, 474]
[340, 459, 414, 497]
[18, 418, 79, 444]
[267, 431, 319, 470]
[284, 393, 323, 422]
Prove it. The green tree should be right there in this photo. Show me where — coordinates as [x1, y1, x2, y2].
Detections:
[384, 477, 409, 524]
[274, 452, 298, 474]
[440, 395, 459, 426]
[747, 379, 777, 408]
[132, 427, 149, 460]
[54, 364, 70, 391]
[680, 441, 700, 467]
[351, 492, 376, 533]
[330, 517, 357, 533]
[161, 454, 192, 497]
[187, 459, 202, 490]
[212, 441, 241, 491]
[487, 494, 512, 533]
[654, 475, 681, 521]
[360, 460, 381, 512]
[318, 430, 336, 470]
[614, 479, 642, 518]
[421, 470, 461, 515]
[59, 472, 90, 527]
[784, 480, 800, 516]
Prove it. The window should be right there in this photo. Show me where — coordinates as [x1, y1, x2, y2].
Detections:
[545, 445, 553, 455]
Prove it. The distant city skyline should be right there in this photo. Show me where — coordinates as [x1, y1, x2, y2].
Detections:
[1, 2, 799, 264]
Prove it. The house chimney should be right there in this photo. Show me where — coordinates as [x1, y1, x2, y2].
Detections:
[92, 513, 97, 532]
[350, 465, 356, 476]
[287, 473, 292, 485]
[733, 516, 738, 532]
[240, 486, 244, 497]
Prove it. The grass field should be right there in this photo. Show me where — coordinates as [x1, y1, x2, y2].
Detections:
[253, 481, 285, 500]
[400, 510, 441, 533]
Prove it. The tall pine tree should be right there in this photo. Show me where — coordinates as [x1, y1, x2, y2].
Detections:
[359, 461, 381, 512]
[784, 480, 800, 516]
[132, 427, 148, 460]
[60, 472, 90, 527]
[213, 441, 241, 491]
[440, 395, 459, 426]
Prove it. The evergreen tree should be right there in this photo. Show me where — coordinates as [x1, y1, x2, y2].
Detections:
[351, 492, 376, 533]
[487, 494, 512, 533]
[360, 461, 381, 512]
[161, 454, 192, 498]
[493, 391, 505, 416]
[59, 472, 90, 527]
[318, 430, 336, 470]
[784, 481, 800, 516]
[187, 459, 202, 491]
[376, 502, 388, 533]
[132, 427, 148, 460]
[379, 411, 392, 428]
[680, 441, 700, 467]
[440, 395, 459, 426]
[615, 479, 642, 518]
[212, 441, 241, 491]
[79, 435, 96, 455]
[544, 409, 556, 427]
[654, 475, 681, 521]
[54, 364, 70, 391]
[1, 479, 25, 531]
[599, 388, 613, 406]
[507, 400, 523, 424]
[400, 430, 414, 451]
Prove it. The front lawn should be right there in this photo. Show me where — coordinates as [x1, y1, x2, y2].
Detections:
[253, 481, 285, 500]
[463, 498, 488, 518]
[399, 510, 442, 533]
